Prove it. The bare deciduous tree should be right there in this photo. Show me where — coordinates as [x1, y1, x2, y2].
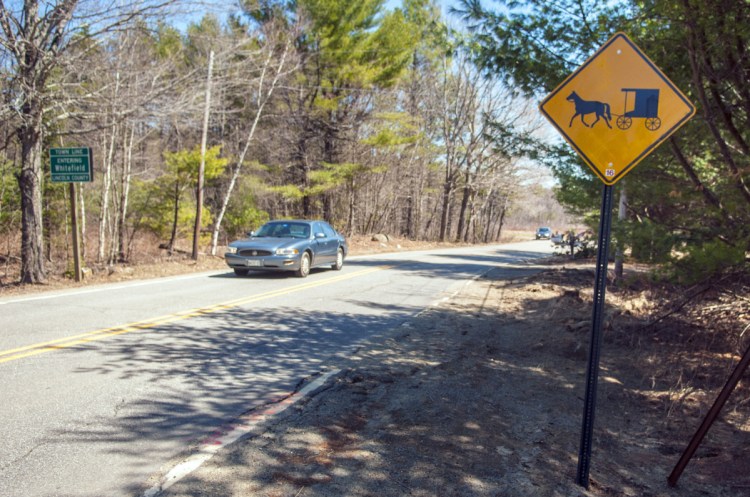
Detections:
[209, 14, 299, 255]
[0, 0, 185, 283]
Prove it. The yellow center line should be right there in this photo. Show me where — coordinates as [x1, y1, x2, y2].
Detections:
[0, 265, 393, 365]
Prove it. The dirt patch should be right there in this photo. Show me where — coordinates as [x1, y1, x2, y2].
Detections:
[159, 261, 750, 497]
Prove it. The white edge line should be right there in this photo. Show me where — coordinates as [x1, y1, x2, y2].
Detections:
[0, 270, 227, 306]
[143, 369, 340, 497]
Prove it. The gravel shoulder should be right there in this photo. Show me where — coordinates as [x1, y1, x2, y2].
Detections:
[158, 261, 749, 497]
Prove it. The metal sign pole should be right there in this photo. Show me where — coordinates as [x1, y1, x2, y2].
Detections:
[576, 183, 614, 488]
[668, 340, 750, 486]
[538, 32, 695, 489]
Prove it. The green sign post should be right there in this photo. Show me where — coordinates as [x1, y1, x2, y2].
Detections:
[49, 147, 93, 282]
[50, 147, 93, 183]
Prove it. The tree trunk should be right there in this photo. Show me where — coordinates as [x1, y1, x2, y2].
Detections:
[323, 193, 333, 223]
[193, 50, 214, 261]
[439, 183, 452, 242]
[456, 173, 473, 242]
[403, 193, 414, 239]
[97, 128, 116, 263]
[346, 178, 356, 235]
[302, 157, 312, 218]
[18, 126, 46, 283]
[614, 184, 627, 282]
[465, 192, 477, 243]
[98, 70, 120, 263]
[167, 181, 180, 254]
[493, 197, 508, 242]
[483, 200, 494, 243]
[117, 125, 134, 262]
[6, 0, 54, 283]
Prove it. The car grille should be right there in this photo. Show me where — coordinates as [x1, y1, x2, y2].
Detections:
[238, 249, 272, 257]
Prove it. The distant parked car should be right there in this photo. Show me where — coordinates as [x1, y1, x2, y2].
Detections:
[225, 220, 347, 278]
[535, 227, 552, 239]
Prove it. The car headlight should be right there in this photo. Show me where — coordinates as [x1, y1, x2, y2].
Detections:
[275, 248, 299, 256]
[226, 246, 238, 254]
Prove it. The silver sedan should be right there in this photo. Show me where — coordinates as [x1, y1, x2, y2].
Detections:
[224, 220, 347, 278]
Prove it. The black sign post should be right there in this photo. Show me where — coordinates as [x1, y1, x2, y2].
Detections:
[575, 184, 614, 487]
[539, 33, 695, 487]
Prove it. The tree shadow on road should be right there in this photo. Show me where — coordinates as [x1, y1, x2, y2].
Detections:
[156, 265, 750, 497]
[39, 263, 750, 497]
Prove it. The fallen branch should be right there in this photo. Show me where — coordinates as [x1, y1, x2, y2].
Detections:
[642, 272, 737, 330]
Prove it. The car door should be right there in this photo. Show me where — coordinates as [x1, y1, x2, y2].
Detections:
[312, 222, 337, 264]
[321, 223, 341, 263]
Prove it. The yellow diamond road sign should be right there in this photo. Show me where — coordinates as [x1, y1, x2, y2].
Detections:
[540, 32, 695, 185]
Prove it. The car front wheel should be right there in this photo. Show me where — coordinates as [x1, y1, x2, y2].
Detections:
[296, 252, 311, 278]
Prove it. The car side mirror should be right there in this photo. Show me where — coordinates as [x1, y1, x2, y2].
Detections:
[315, 232, 326, 239]
[248, 231, 256, 237]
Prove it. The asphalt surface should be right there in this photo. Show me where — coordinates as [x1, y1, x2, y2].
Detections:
[0, 241, 553, 496]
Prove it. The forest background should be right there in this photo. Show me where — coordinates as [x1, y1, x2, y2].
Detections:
[0, 0, 746, 286]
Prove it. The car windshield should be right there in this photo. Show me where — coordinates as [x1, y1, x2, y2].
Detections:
[255, 222, 310, 239]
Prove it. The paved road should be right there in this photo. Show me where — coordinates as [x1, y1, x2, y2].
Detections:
[0, 241, 553, 496]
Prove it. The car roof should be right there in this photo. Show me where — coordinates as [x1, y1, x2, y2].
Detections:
[267, 219, 327, 224]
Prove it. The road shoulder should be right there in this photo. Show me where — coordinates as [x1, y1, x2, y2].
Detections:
[159, 263, 743, 497]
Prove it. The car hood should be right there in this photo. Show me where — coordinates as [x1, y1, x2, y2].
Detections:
[229, 237, 304, 250]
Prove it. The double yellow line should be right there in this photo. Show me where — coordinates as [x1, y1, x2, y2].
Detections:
[0, 265, 392, 365]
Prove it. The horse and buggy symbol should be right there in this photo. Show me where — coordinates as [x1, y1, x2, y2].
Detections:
[567, 88, 661, 131]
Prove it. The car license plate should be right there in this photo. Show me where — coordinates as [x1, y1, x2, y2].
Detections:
[245, 260, 261, 267]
